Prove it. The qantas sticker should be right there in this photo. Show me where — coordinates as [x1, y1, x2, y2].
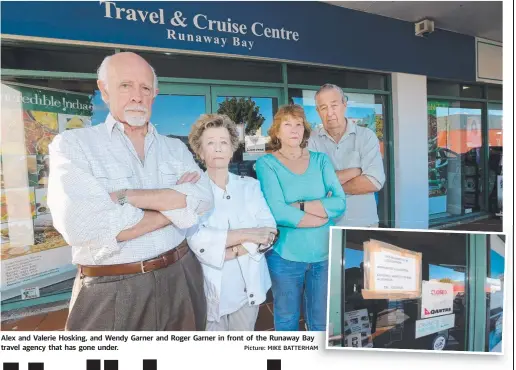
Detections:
[424, 307, 452, 316]
[421, 281, 454, 319]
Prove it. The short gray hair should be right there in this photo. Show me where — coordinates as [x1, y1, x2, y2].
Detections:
[97, 55, 159, 97]
[188, 114, 241, 164]
[315, 83, 348, 104]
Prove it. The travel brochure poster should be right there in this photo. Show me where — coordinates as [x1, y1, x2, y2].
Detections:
[1, 83, 92, 295]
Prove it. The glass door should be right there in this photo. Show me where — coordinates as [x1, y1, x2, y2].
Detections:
[289, 89, 390, 227]
[210, 86, 283, 178]
[341, 230, 469, 351]
[151, 84, 210, 146]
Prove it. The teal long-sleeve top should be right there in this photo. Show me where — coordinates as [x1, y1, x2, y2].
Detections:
[255, 151, 346, 263]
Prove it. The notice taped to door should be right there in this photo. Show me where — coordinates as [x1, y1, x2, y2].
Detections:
[421, 281, 454, 319]
[362, 239, 422, 300]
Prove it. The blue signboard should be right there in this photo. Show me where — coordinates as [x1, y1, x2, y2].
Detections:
[1, 1, 476, 81]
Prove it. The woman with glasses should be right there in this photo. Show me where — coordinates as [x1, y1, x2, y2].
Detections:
[186, 114, 277, 331]
[255, 104, 346, 331]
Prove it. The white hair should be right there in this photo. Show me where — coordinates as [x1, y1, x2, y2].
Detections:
[97, 54, 158, 97]
[315, 83, 348, 104]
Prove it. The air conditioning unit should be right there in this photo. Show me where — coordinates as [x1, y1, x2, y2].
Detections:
[415, 19, 435, 37]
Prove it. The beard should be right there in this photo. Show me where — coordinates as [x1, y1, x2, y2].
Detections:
[124, 106, 149, 127]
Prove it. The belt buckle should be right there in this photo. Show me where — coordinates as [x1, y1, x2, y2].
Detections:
[140, 260, 149, 274]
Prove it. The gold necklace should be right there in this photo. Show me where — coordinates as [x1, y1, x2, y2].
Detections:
[278, 148, 304, 160]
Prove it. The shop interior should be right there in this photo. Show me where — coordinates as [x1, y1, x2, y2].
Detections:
[329, 229, 504, 352]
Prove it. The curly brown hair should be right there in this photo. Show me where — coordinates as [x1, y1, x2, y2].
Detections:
[188, 114, 240, 163]
[268, 104, 312, 151]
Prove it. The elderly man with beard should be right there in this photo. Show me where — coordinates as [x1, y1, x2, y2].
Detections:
[48, 52, 213, 331]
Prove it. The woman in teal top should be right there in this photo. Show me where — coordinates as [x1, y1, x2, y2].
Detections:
[255, 104, 346, 331]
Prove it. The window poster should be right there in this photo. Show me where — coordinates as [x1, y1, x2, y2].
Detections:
[421, 281, 454, 319]
[1, 82, 93, 300]
[344, 309, 373, 348]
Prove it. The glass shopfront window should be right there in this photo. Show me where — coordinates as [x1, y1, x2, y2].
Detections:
[288, 89, 390, 227]
[0, 78, 211, 303]
[487, 103, 503, 214]
[1, 79, 101, 302]
[1, 42, 393, 312]
[1, 77, 286, 305]
[212, 88, 281, 177]
[427, 100, 486, 219]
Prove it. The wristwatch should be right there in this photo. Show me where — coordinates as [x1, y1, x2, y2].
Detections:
[299, 201, 305, 212]
[117, 189, 128, 206]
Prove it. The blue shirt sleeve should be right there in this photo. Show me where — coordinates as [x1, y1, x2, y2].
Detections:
[255, 157, 305, 228]
[318, 153, 347, 220]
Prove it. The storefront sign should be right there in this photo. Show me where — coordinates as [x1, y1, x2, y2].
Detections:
[1, 84, 93, 117]
[362, 239, 422, 300]
[421, 281, 454, 319]
[415, 314, 455, 339]
[102, 1, 300, 52]
[1, 2, 476, 81]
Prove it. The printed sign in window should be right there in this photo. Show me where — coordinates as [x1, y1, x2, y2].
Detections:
[421, 281, 454, 319]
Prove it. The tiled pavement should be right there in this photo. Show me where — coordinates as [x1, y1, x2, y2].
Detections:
[440, 216, 503, 232]
[1, 308, 68, 331]
[1, 296, 305, 332]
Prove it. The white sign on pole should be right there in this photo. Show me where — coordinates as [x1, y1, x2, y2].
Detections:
[421, 281, 454, 319]
[244, 136, 266, 153]
[373, 251, 417, 291]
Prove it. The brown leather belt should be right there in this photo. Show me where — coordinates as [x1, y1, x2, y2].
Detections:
[79, 240, 189, 277]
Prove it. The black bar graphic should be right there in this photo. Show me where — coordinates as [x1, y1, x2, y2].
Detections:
[3, 364, 19, 370]
[86, 360, 101, 370]
[104, 360, 118, 370]
[28, 364, 44, 370]
[143, 360, 157, 370]
[267, 359, 281, 370]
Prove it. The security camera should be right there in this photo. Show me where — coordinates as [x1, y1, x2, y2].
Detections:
[415, 19, 435, 37]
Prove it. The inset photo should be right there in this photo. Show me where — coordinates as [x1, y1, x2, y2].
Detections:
[326, 227, 506, 354]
